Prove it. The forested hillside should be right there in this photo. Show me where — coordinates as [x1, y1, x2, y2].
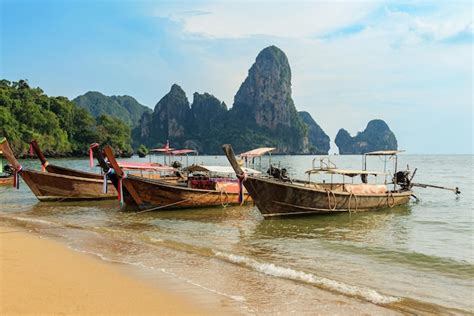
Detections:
[0, 80, 132, 156]
[73, 91, 151, 127]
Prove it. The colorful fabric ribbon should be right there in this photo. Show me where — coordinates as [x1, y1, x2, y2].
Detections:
[41, 161, 49, 172]
[89, 147, 94, 168]
[89, 143, 99, 169]
[117, 173, 127, 206]
[103, 169, 113, 194]
[13, 165, 23, 189]
[237, 172, 247, 205]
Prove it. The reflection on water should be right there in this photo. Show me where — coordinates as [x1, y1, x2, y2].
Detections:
[0, 154, 472, 314]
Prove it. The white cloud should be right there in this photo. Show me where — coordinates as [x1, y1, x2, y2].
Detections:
[147, 1, 473, 153]
[153, 1, 379, 38]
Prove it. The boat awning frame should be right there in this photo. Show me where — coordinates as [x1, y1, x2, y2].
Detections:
[185, 165, 261, 175]
[364, 150, 404, 156]
[305, 168, 387, 177]
[118, 162, 176, 172]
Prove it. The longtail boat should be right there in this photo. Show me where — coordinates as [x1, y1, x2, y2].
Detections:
[98, 145, 254, 211]
[223, 144, 414, 218]
[30, 140, 113, 181]
[0, 138, 116, 201]
[0, 149, 14, 186]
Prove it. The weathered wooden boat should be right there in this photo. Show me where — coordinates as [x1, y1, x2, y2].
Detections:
[0, 138, 117, 201]
[99, 145, 254, 211]
[29, 140, 115, 181]
[223, 144, 414, 218]
[0, 149, 14, 186]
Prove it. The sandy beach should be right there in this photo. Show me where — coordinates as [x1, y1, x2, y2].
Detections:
[0, 226, 209, 315]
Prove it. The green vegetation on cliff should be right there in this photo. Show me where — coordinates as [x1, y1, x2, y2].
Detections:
[73, 91, 151, 127]
[335, 119, 397, 154]
[134, 46, 331, 154]
[0, 79, 132, 156]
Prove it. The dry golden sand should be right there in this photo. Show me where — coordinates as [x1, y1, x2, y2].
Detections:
[0, 226, 209, 315]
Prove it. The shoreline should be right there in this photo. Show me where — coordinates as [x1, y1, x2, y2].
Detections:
[0, 225, 214, 315]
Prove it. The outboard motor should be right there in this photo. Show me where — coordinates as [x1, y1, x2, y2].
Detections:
[3, 164, 14, 176]
[267, 165, 290, 181]
[393, 170, 412, 190]
[172, 161, 182, 169]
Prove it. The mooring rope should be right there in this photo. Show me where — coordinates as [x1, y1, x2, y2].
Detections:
[348, 192, 358, 213]
[387, 192, 395, 208]
[326, 190, 337, 211]
[220, 188, 230, 208]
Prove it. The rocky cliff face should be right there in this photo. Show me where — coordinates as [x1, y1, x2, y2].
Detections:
[234, 46, 294, 129]
[230, 46, 308, 153]
[151, 84, 190, 142]
[298, 111, 330, 154]
[335, 119, 397, 154]
[134, 46, 330, 154]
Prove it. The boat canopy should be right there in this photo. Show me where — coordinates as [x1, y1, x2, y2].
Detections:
[150, 147, 174, 153]
[365, 150, 404, 156]
[240, 147, 276, 158]
[305, 168, 387, 177]
[169, 149, 197, 155]
[185, 165, 261, 175]
[118, 162, 175, 172]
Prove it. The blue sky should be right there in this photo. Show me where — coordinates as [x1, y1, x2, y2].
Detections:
[1, 0, 472, 154]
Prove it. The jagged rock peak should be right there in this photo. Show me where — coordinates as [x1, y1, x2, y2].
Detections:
[335, 119, 398, 154]
[191, 92, 227, 112]
[233, 45, 296, 130]
[154, 84, 189, 111]
[152, 84, 190, 140]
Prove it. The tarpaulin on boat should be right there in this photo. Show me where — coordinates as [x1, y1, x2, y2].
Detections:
[240, 147, 276, 158]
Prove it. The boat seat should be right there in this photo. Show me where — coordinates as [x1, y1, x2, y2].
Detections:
[344, 184, 387, 194]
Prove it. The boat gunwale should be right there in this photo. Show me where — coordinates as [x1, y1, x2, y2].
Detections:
[245, 175, 412, 198]
[22, 169, 113, 184]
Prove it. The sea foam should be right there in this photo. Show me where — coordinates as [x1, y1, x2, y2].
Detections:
[213, 250, 401, 305]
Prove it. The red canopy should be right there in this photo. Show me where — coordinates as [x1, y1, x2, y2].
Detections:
[150, 140, 174, 153]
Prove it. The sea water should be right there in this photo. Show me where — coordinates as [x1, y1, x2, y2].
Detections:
[0, 154, 472, 314]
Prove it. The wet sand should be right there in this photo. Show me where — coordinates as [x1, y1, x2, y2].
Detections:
[0, 226, 208, 315]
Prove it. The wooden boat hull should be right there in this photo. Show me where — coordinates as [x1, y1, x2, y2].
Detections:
[43, 164, 118, 197]
[121, 175, 251, 210]
[243, 176, 412, 217]
[0, 176, 13, 186]
[45, 164, 104, 180]
[19, 170, 117, 201]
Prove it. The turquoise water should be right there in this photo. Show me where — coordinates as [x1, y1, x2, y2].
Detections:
[0, 154, 472, 314]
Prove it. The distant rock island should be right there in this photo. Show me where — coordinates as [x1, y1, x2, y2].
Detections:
[134, 46, 330, 154]
[73, 91, 151, 127]
[335, 119, 398, 154]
